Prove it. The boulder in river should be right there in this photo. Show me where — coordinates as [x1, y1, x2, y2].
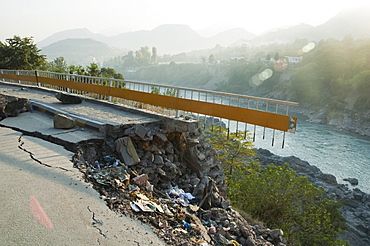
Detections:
[343, 178, 359, 186]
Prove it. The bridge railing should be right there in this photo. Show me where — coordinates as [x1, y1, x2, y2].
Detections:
[0, 69, 298, 146]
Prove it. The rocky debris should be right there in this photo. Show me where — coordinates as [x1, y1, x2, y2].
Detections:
[255, 148, 370, 246]
[115, 137, 140, 166]
[55, 92, 82, 104]
[0, 94, 29, 118]
[73, 124, 287, 246]
[53, 113, 76, 129]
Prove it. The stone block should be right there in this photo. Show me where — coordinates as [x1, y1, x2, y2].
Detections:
[55, 92, 82, 104]
[115, 137, 140, 166]
[0, 94, 28, 117]
[53, 113, 76, 129]
[135, 124, 148, 139]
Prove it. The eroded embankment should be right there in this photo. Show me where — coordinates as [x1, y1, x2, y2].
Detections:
[0, 93, 287, 246]
[72, 122, 287, 246]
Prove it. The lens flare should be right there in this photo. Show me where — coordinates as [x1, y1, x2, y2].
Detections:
[250, 69, 273, 87]
[259, 69, 273, 80]
[302, 42, 315, 53]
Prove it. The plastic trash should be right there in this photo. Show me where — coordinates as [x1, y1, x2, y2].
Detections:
[132, 174, 149, 186]
[103, 155, 112, 164]
[161, 204, 174, 217]
[183, 220, 192, 230]
[112, 159, 120, 167]
[198, 243, 209, 246]
[94, 161, 101, 169]
[209, 226, 216, 234]
[128, 185, 140, 191]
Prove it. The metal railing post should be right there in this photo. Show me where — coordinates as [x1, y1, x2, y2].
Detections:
[175, 89, 180, 118]
[16, 70, 20, 84]
[35, 70, 41, 87]
[66, 74, 70, 93]
[108, 80, 113, 102]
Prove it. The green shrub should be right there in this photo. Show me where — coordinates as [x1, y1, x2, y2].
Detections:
[206, 127, 348, 246]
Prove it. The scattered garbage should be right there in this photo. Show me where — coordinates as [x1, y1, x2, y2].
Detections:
[73, 123, 287, 246]
[132, 174, 149, 186]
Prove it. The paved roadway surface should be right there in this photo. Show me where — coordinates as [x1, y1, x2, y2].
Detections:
[0, 81, 160, 128]
[0, 82, 165, 245]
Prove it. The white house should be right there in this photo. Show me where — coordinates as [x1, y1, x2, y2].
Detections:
[285, 56, 302, 64]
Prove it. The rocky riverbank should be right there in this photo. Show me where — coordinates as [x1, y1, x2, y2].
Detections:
[291, 105, 370, 137]
[255, 148, 370, 246]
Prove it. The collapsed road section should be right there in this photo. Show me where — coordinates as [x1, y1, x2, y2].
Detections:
[0, 92, 286, 246]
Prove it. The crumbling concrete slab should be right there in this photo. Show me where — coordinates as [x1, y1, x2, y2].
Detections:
[0, 111, 103, 145]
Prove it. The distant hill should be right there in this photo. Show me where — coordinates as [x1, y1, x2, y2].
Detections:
[246, 5, 370, 45]
[38, 5, 370, 58]
[41, 38, 126, 65]
[38, 28, 108, 47]
[38, 24, 256, 55]
[109, 24, 207, 54]
[316, 5, 370, 39]
[246, 24, 318, 45]
[209, 28, 256, 46]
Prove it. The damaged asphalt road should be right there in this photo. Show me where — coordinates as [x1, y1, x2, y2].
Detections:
[0, 90, 287, 246]
[0, 125, 166, 246]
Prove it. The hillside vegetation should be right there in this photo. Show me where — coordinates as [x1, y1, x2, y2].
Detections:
[206, 128, 348, 246]
[292, 38, 370, 111]
[118, 36, 370, 133]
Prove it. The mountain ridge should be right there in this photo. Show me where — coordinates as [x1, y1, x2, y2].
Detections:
[39, 5, 370, 62]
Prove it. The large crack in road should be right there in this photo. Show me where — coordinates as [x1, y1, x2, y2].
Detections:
[16, 132, 71, 171]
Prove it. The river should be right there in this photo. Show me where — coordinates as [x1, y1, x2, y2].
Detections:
[132, 85, 370, 193]
[234, 114, 370, 193]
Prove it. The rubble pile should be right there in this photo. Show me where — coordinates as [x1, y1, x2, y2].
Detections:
[73, 123, 286, 246]
[0, 94, 29, 119]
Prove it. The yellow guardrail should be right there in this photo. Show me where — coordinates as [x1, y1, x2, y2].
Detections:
[0, 70, 298, 134]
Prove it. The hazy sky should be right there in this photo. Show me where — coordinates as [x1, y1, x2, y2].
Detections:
[1, 0, 369, 42]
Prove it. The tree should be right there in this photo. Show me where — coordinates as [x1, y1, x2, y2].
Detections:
[151, 47, 158, 64]
[208, 54, 216, 64]
[125, 51, 136, 66]
[49, 57, 68, 73]
[0, 35, 46, 69]
[205, 127, 256, 177]
[100, 67, 124, 79]
[86, 63, 100, 76]
[135, 46, 151, 66]
[274, 52, 280, 61]
[68, 65, 85, 75]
